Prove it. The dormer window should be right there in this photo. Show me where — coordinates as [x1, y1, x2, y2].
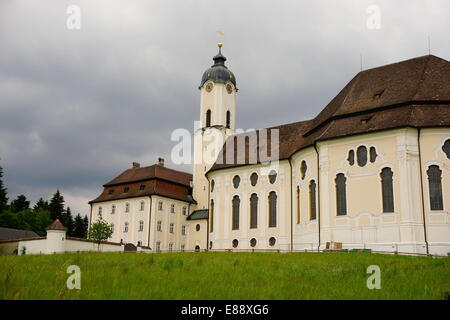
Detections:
[108, 189, 114, 194]
[373, 89, 385, 99]
[139, 185, 145, 191]
[124, 187, 129, 193]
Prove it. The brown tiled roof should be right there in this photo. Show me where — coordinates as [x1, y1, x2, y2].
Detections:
[104, 164, 192, 187]
[209, 55, 450, 172]
[90, 164, 193, 204]
[46, 219, 68, 231]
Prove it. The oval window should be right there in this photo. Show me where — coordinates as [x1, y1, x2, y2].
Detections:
[269, 237, 276, 247]
[347, 150, 355, 166]
[300, 160, 307, 179]
[268, 170, 277, 184]
[250, 238, 257, 247]
[250, 172, 258, 186]
[357, 146, 368, 167]
[233, 175, 240, 188]
[232, 239, 239, 248]
[196, 224, 200, 232]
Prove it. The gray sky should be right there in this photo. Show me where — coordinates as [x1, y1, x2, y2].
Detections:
[1, 0, 449, 216]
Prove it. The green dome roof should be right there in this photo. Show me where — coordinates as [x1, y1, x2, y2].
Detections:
[200, 47, 236, 89]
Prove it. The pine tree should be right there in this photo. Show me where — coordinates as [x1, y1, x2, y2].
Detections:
[82, 216, 89, 238]
[10, 195, 30, 212]
[0, 165, 8, 213]
[61, 207, 74, 236]
[48, 190, 65, 220]
[73, 213, 85, 238]
[33, 198, 49, 211]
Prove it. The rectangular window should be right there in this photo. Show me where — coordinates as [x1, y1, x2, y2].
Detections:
[158, 201, 163, 211]
[181, 225, 186, 236]
[157, 221, 162, 232]
[171, 204, 175, 213]
[170, 223, 174, 233]
[182, 207, 187, 216]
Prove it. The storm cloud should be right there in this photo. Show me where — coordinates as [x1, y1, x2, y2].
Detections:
[0, 0, 449, 216]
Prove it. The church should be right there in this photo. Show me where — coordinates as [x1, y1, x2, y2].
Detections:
[89, 44, 450, 256]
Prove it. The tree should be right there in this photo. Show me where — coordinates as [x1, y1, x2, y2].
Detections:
[83, 216, 89, 237]
[33, 198, 49, 211]
[73, 213, 87, 238]
[87, 214, 113, 249]
[61, 207, 74, 236]
[0, 165, 8, 213]
[49, 190, 65, 220]
[10, 195, 30, 213]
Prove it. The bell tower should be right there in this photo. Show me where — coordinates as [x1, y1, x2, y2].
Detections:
[193, 43, 237, 209]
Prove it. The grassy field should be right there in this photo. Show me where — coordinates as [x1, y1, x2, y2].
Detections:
[0, 251, 448, 300]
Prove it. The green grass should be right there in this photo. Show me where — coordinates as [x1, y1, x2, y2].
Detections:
[0, 252, 448, 300]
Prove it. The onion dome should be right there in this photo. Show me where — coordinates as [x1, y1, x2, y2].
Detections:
[200, 43, 236, 89]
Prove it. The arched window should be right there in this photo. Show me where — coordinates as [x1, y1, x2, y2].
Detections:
[357, 146, 368, 167]
[232, 195, 240, 230]
[139, 220, 144, 232]
[210, 200, 214, 232]
[140, 201, 145, 211]
[380, 167, 394, 213]
[125, 203, 130, 213]
[206, 109, 211, 127]
[309, 180, 316, 220]
[111, 204, 116, 214]
[211, 179, 215, 192]
[124, 222, 128, 233]
[296, 186, 300, 224]
[98, 206, 102, 216]
[335, 173, 347, 216]
[427, 165, 443, 210]
[268, 191, 277, 227]
[250, 193, 258, 229]
[226, 110, 231, 129]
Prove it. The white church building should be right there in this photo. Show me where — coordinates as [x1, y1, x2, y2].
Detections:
[89, 45, 450, 256]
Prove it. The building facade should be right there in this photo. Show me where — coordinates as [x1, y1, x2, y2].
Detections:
[90, 47, 450, 255]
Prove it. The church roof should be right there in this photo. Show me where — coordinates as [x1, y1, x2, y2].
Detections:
[0, 227, 39, 241]
[209, 55, 450, 172]
[89, 164, 194, 204]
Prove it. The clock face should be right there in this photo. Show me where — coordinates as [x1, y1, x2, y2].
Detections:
[205, 83, 213, 92]
[226, 84, 233, 94]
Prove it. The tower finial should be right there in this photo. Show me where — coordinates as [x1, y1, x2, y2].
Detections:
[218, 42, 223, 54]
